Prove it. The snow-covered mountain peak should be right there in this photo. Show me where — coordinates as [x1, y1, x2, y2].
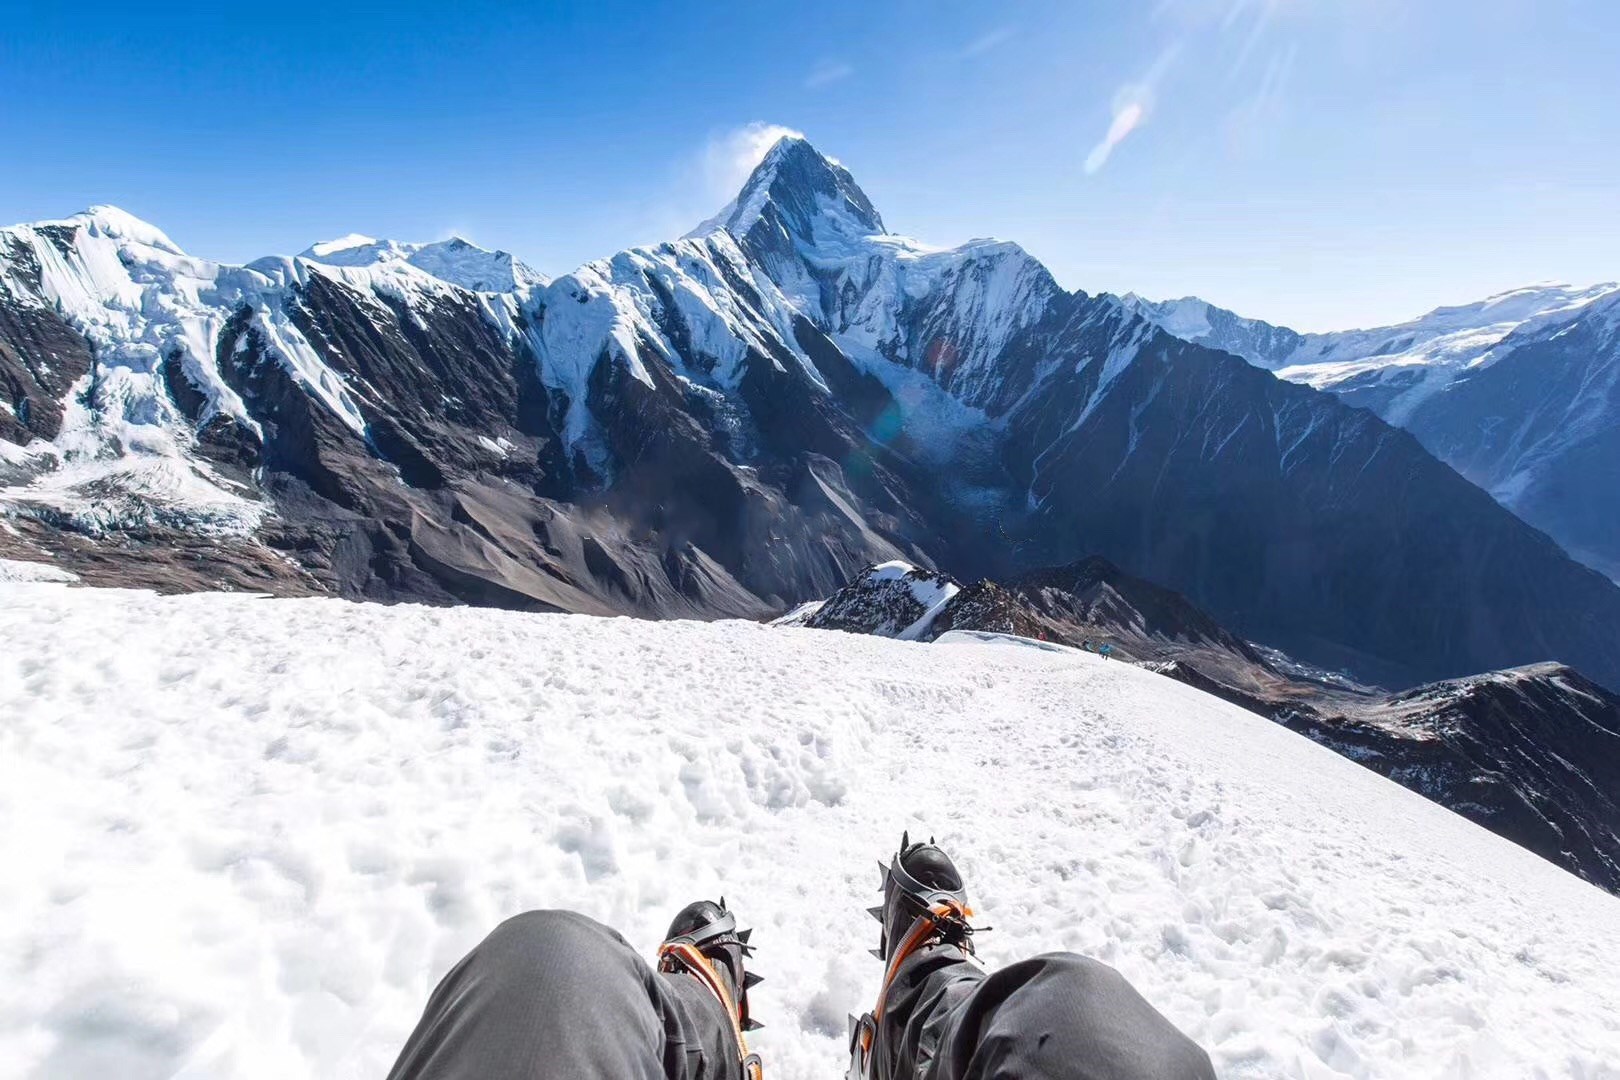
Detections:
[297, 233, 546, 292]
[67, 205, 186, 256]
[1119, 293, 1216, 340]
[679, 140, 1068, 418]
[691, 134, 885, 248]
[301, 233, 386, 261]
[405, 237, 546, 292]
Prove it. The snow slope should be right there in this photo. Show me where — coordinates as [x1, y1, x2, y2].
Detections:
[4, 584, 1619, 1078]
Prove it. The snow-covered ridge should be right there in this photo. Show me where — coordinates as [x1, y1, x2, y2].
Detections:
[4, 584, 1619, 1077]
[1130, 282, 1619, 371]
[299, 233, 547, 293]
[525, 228, 833, 447]
[1126, 281, 1620, 582]
[0, 205, 526, 530]
[0, 163, 864, 497]
[1128, 282, 1620, 418]
[0, 208, 329, 535]
[0, 205, 567, 533]
[1271, 282, 1620, 419]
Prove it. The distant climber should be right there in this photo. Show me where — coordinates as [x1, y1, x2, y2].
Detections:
[1099, 642, 1114, 660]
[387, 835, 1213, 1080]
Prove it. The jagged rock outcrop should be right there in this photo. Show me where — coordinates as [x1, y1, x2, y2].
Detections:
[801, 561, 960, 640]
[1012, 557, 1263, 662]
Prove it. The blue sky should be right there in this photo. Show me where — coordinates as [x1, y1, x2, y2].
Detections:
[2, 0, 1615, 330]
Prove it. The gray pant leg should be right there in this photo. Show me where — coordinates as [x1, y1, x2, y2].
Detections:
[387, 909, 737, 1080]
[883, 948, 1214, 1080]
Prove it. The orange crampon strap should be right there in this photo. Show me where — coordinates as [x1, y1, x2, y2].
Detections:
[657, 941, 764, 1080]
[873, 899, 976, 1024]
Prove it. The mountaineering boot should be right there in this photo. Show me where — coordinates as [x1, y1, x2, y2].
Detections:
[847, 833, 981, 1080]
[874, 834, 973, 964]
[658, 898, 765, 1079]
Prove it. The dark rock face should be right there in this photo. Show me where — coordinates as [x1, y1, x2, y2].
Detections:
[1401, 316, 1620, 584]
[1011, 557, 1262, 662]
[238, 272, 933, 617]
[983, 315, 1620, 692]
[928, 580, 1073, 643]
[285, 273, 573, 495]
[0, 240, 93, 444]
[1130, 288, 1620, 588]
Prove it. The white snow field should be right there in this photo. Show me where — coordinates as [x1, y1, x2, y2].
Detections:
[4, 585, 1620, 1079]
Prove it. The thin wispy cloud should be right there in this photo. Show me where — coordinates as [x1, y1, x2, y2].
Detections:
[646, 122, 810, 243]
[1084, 46, 1180, 175]
[1225, 0, 1286, 79]
[1085, 0, 1298, 176]
[804, 59, 854, 89]
[1224, 41, 1298, 155]
[702, 122, 807, 201]
[960, 26, 1016, 59]
[1151, 0, 1279, 30]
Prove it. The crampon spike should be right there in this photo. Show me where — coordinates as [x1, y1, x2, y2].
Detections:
[738, 927, 753, 944]
[743, 1017, 764, 1032]
[867, 905, 884, 922]
[869, 947, 885, 960]
[744, 971, 764, 989]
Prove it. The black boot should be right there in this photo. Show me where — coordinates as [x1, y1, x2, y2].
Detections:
[849, 834, 981, 1080]
[659, 898, 764, 1079]
[870, 834, 974, 963]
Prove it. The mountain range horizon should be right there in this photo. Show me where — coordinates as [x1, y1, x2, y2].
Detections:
[27, 132, 1618, 337]
[4, 132, 1619, 698]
